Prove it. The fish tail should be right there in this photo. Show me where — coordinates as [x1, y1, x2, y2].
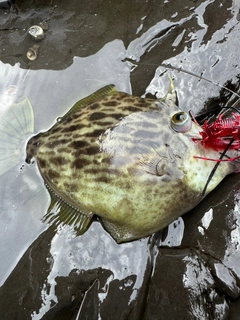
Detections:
[0, 98, 34, 175]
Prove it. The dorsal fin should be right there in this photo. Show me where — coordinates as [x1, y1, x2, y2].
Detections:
[43, 184, 93, 235]
[159, 74, 177, 107]
[58, 84, 116, 122]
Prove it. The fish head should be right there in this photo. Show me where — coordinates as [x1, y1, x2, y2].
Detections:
[98, 97, 236, 195]
[96, 97, 238, 241]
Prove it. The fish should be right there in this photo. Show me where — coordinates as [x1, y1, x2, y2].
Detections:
[1, 79, 239, 243]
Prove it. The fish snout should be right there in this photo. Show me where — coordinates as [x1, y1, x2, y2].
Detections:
[25, 136, 41, 164]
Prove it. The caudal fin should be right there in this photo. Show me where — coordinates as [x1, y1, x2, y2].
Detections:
[0, 98, 34, 175]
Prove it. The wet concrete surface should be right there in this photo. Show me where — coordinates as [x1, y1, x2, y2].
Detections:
[1, 0, 240, 319]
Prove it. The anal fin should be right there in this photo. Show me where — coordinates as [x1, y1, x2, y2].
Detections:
[43, 184, 93, 236]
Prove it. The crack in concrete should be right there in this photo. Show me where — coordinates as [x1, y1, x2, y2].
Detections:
[0, 27, 26, 31]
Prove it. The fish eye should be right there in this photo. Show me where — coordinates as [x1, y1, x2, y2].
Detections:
[170, 111, 192, 132]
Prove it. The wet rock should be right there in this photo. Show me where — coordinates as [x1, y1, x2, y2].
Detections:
[40, 269, 105, 320]
[0, 230, 54, 320]
[144, 248, 230, 320]
[0, 0, 13, 9]
[210, 262, 240, 299]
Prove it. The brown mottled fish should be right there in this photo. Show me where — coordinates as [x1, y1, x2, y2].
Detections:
[1, 81, 239, 243]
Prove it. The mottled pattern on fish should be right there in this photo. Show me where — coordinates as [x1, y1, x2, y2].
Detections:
[26, 86, 237, 242]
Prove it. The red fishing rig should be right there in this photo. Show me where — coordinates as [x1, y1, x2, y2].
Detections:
[191, 111, 240, 196]
[193, 112, 240, 162]
[199, 113, 240, 151]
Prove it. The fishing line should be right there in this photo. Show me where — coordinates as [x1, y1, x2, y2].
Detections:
[201, 138, 234, 197]
[159, 63, 240, 100]
[126, 59, 240, 100]
[220, 104, 240, 115]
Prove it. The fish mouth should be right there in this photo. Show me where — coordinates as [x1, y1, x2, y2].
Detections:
[191, 124, 205, 143]
[25, 135, 41, 164]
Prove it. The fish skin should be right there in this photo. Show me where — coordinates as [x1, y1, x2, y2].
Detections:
[26, 87, 238, 243]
